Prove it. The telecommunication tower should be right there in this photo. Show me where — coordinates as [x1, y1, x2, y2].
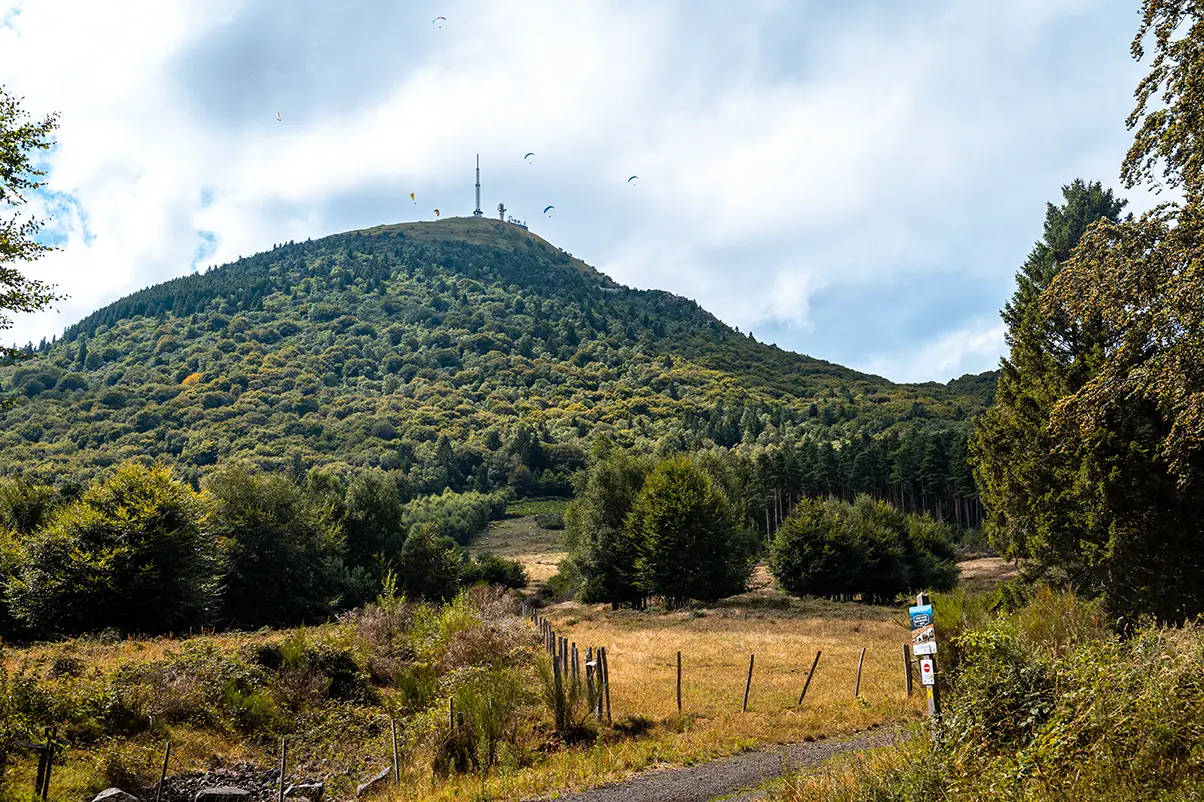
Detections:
[473, 154, 483, 217]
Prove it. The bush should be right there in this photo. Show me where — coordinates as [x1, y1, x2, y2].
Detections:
[462, 552, 527, 590]
[769, 495, 959, 604]
[9, 463, 219, 638]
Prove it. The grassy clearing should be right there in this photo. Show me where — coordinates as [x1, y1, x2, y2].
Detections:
[504, 499, 570, 518]
[465, 516, 567, 587]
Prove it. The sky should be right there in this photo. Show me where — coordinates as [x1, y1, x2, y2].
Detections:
[0, 0, 1164, 383]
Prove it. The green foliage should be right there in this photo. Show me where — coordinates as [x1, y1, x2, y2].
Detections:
[400, 488, 509, 545]
[397, 525, 461, 602]
[769, 495, 958, 604]
[0, 85, 64, 372]
[627, 455, 756, 605]
[973, 13, 1204, 621]
[564, 443, 652, 606]
[0, 219, 992, 505]
[781, 592, 1204, 802]
[204, 467, 348, 629]
[461, 552, 527, 590]
[9, 463, 219, 638]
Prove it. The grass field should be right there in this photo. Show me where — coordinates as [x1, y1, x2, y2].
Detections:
[465, 508, 568, 587]
[396, 593, 924, 801]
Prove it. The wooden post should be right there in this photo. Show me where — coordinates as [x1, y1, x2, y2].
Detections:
[600, 646, 611, 724]
[585, 646, 595, 704]
[903, 644, 913, 697]
[742, 654, 755, 713]
[40, 728, 55, 802]
[155, 741, 172, 802]
[798, 650, 822, 705]
[277, 737, 287, 802]
[449, 696, 455, 730]
[572, 642, 579, 685]
[552, 650, 565, 731]
[33, 745, 47, 799]
[391, 717, 400, 786]
[854, 647, 867, 700]
[676, 650, 682, 714]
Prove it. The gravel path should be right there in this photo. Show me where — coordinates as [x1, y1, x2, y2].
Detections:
[538, 726, 904, 802]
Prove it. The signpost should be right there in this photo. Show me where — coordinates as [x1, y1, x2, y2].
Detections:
[909, 593, 941, 720]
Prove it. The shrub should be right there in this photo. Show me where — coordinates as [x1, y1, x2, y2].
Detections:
[9, 463, 219, 638]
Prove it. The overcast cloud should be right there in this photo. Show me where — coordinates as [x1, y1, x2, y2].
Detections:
[0, 0, 1161, 382]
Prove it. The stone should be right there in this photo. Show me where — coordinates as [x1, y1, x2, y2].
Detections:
[194, 787, 252, 802]
[285, 783, 324, 802]
[355, 768, 393, 798]
[93, 789, 140, 802]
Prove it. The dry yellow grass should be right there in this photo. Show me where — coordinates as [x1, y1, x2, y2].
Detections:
[391, 596, 925, 801]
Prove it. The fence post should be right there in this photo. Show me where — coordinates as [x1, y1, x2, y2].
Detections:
[277, 737, 287, 802]
[742, 654, 755, 713]
[600, 646, 611, 724]
[798, 650, 822, 705]
[676, 650, 682, 714]
[391, 717, 400, 786]
[155, 741, 172, 802]
[854, 647, 867, 700]
[40, 727, 55, 802]
[903, 643, 913, 697]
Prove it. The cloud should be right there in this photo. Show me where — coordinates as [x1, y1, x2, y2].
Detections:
[857, 319, 1009, 385]
[0, 0, 1156, 381]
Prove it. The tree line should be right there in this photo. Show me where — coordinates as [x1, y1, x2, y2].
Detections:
[0, 463, 524, 640]
[559, 439, 961, 608]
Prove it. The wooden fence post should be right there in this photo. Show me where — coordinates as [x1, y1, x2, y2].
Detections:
[277, 737, 287, 802]
[676, 650, 683, 714]
[155, 741, 172, 802]
[742, 654, 755, 713]
[798, 650, 822, 705]
[903, 643, 913, 697]
[600, 646, 611, 724]
[854, 647, 867, 700]
[391, 717, 400, 786]
[40, 728, 55, 802]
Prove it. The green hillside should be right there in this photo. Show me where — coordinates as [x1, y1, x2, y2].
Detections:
[0, 216, 994, 501]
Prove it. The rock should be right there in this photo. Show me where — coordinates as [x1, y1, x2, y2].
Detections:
[285, 783, 324, 802]
[195, 787, 252, 802]
[93, 789, 141, 802]
[355, 768, 392, 798]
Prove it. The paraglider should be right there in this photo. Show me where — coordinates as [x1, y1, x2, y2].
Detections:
[543, 205, 555, 215]
[434, 209, 440, 218]
[410, 192, 416, 203]
[276, 112, 282, 122]
[628, 175, 639, 183]
[432, 15, 445, 26]
[524, 152, 535, 161]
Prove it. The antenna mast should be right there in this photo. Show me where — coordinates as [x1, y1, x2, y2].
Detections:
[473, 154, 483, 217]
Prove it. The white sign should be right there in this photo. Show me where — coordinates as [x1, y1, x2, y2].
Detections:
[913, 641, 938, 656]
[919, 657, 935, 686]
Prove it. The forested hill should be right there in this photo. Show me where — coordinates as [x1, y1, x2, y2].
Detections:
[0, 216, 995, 509]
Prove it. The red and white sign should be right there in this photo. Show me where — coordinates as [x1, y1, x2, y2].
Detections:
[919, 657, 935, 686]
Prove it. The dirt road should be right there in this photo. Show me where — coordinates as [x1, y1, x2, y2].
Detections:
[537, 726, 904, 802]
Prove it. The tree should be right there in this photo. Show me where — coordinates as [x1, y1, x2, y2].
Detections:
[1025, 0, 1204, 620]
[626, 455, 755, 606]
[972, 0, 1204, 621]
[397, 524, 461, 601]
[8, 462, 218, 638]
[970, 181, 1129, 578]
[1, 87, 63, 374]
[205, 467, 349, 628]
[563, 439, 651, 607]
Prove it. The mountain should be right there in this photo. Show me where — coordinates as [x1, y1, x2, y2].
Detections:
[0, 217, 995, 498]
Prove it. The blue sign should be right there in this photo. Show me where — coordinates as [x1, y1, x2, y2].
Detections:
[909, 604, 933, 629]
